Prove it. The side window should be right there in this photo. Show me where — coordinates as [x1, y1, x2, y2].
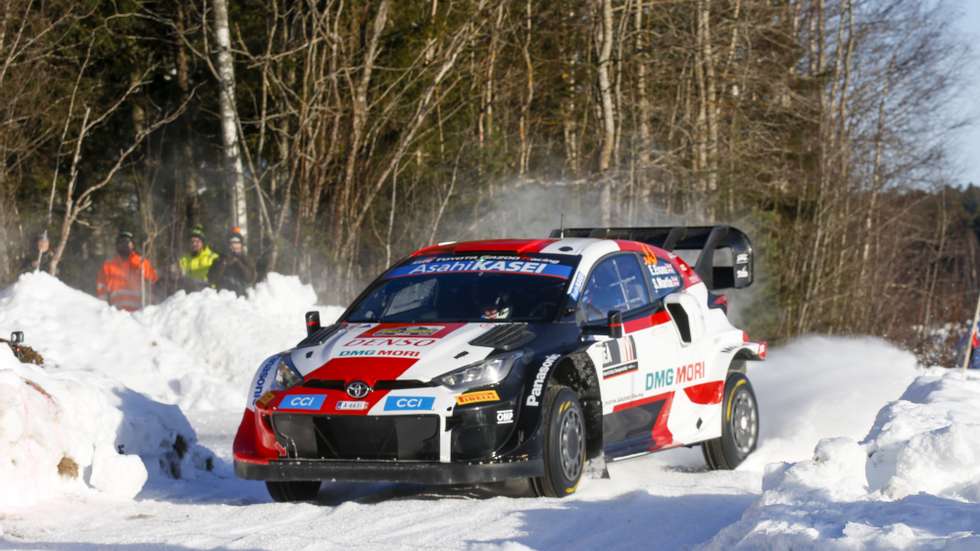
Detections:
[580, 258, 626, 322]
[612, 255, 652, 311]
[580, 254, 652, 322]
[645, 259, 682, 300]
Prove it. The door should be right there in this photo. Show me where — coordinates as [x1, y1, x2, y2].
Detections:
[579, 253, 666, 457]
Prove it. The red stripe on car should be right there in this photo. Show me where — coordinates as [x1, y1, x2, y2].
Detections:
[412, 239, 556, 256]
[650, 392, 674, 450]
[307, 357, 418, 387]
[612, 390, 672, 413]
[623, 309, 672, 333]
[683, 381, 725, 405]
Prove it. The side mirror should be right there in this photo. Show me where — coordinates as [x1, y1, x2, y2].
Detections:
[10, 331, 24, 344]
[608, 311, 624, 339]
[305, 311, 321, 336]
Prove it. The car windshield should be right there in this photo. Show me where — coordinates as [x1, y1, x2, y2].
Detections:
[346, 254, 578, 323]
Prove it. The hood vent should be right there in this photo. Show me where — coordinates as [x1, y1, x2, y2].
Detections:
[469, 324, 534, 351]
[297, 324, 341, 348]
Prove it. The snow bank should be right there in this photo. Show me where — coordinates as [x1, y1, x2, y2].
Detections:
[703, 369, 980, 550]
[0, 347, 211, 510]
[742, 336, 920, 469]
[0, 272, 342, 410]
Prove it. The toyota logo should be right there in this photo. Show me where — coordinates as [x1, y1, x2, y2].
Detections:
[346, 381, 372, 399]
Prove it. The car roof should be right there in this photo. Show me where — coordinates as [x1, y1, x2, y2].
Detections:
[411, 238, 671, 259]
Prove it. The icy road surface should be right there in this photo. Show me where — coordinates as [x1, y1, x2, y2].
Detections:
[5, 273, 965, 550]
[3, 408, 760, 550]
[0, 336, 922, 550]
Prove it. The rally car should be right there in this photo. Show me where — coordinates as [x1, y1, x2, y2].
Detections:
[234, 225, 766, 501]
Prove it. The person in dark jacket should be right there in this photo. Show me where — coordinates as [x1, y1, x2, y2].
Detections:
[208, 228, 256, 296]
[20, 231, 54, 275]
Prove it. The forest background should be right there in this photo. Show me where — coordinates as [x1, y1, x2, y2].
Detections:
[0, 0, 977, 364]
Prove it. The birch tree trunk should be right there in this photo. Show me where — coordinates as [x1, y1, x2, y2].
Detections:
[212, 0, 248, 242]
[595, 0, 616, 225]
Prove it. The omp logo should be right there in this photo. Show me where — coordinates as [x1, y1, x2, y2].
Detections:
[280, 394, 325, 411]
[525, 354, 561, 407]
[384, 396, 435, 411]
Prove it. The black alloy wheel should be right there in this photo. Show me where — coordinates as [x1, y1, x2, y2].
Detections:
[531, 385, 586, 497]
[702, 372, 759, 470]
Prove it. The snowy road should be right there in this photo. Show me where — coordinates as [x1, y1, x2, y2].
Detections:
[5, 274, 974, 550]
[2, 409, 761, 550]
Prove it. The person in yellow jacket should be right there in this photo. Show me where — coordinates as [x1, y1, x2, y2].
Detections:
[177, 224, 219, 291]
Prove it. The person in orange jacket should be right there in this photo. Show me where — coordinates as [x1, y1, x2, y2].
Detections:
[96, 230, 159, 311]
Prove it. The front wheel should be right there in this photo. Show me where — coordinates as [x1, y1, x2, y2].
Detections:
[530, 385, 586, 498]
[266, 480, 321, 502]
[702, 372, 759, 470]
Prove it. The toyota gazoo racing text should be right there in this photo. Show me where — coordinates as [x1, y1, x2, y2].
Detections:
[233, 225, 767, 501]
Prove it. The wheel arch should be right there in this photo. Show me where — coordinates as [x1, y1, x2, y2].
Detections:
[548, 352, 604, 460]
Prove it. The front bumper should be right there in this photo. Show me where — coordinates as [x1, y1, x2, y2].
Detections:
[235, 457, 543, 485]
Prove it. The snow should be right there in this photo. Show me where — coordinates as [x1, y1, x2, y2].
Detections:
[2, 272, 980, 549]
[742, 335, 920, 468]
[0, 271, 343, 410]
[704, 370, 980, 550]
[0, 346, 209, 508]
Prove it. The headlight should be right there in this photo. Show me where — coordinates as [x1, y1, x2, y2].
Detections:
[272, 354, 303, 390]
[435, 351, 524, 390]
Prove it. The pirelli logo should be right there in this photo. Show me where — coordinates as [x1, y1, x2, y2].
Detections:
[456, 390, 500, 405]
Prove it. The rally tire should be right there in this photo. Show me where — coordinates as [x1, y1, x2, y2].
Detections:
[531, 385, 586, 498]
[702, 372, 758, 470]
[265, 480, 321, 502]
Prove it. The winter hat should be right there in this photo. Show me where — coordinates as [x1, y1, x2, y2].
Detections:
[117, 230, 134, 241]
[228, 227, 244, 243]
[190, 224, 206, 241]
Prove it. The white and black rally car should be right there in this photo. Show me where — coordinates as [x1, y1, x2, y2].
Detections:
[234, 226, 767, 501]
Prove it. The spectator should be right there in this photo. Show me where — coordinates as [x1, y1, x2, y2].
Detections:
[177, 224, 219, 291]
[208, 227, 256, 296]
[96, 230, 159, 311]
[971, 322, 980, 370]
[20, 231, 53, 275]
[955, 321, 980, 370]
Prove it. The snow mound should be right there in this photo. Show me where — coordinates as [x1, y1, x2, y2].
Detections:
[0, 272, 342, 410]
[0, 347, 211, 510]
[702, 370, 980, 550]
[742, 335, 920, 469]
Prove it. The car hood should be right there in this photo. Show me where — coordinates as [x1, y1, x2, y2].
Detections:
[287, 322, 507, 385]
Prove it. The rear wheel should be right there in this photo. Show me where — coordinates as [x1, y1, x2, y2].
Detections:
[265, 480, 321, 502]
[530, 385, 586, 498]
[702, 372, 758, 470]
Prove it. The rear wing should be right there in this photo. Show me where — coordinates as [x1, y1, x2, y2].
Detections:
[549, 225, 753, 291]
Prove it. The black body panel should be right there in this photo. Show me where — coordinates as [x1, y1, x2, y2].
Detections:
[235, 457, 543, 485]
[272, 414, 440, 461]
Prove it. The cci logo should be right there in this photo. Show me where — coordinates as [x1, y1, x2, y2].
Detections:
[281, 394, 326, 411]
[384, 396, 435, 411]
